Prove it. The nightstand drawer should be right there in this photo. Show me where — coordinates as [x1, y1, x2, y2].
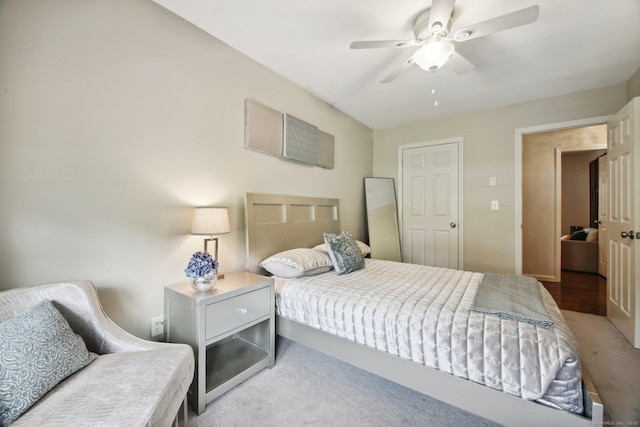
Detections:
[205, 287, 271, 339]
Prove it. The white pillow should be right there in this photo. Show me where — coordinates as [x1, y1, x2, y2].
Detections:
[586, 228, 598, 242]
[260, 248, 333, 278]
[313, 240, 371, 257]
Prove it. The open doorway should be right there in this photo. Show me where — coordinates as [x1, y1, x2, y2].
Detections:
[521, 125, 607, 315]
[559, 149, 606, 273]
[521, 124, 607, 282]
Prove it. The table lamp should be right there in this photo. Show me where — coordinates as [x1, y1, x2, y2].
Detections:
[191, 207, 230, 278]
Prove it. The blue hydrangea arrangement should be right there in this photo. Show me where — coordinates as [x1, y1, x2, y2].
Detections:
[184, 251, 218, 278]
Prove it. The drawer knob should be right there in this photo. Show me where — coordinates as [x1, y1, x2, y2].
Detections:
[237, 308, 248, 314]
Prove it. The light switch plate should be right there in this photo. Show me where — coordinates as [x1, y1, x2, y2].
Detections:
[491, 200, 499, 211]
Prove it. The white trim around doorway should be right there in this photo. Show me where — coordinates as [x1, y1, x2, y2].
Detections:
[514, 116, 612, 275]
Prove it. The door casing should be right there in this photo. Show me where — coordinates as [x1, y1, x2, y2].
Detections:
[598, 155, 609, 277]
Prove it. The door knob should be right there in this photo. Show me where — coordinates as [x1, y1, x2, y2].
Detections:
[621, 230, 635, 239]
[450, 222, 457, 228]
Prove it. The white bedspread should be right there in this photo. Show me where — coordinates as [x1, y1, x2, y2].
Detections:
[275, 259, 583, 414]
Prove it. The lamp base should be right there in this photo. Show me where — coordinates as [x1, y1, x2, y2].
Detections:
[204, 238, 225, 280]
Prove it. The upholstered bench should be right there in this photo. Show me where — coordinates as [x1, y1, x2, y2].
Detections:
[0, 280, 194, 426]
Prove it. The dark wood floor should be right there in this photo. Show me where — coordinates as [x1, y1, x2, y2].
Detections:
[541, 270, 607, 316]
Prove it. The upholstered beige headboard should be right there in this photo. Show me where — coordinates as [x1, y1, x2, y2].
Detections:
[245, 193, 340, 274]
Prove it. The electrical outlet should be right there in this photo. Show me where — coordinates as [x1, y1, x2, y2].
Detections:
[151, 315, 164, 338]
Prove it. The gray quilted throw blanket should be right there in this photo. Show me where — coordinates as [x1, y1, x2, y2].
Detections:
[471, 272, 555, 329]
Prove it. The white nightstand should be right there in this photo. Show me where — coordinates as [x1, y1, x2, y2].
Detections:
[164, 272, 275, 415]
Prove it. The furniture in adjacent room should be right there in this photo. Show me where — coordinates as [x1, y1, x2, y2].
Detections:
[0, 279, 194, 427]
[164, 272, 275, 415]
[561, 228, 599, 273]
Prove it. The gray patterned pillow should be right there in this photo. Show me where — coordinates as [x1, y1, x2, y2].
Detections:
[0, 299, 98, 425]
[323, 230, 365, 275]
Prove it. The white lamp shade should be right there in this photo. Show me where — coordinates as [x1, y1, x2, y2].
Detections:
[191, 207, 230, 235]
[412, 40, 455, 72]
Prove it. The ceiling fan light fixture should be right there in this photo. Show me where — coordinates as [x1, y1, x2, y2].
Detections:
[454, 30, 471, 41]
[412, 40, 455, 72]
[430, 21, 444, 33]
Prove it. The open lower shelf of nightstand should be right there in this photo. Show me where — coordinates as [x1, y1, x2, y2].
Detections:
[165, 273, 275, 415]
[205, 323, 270, 392]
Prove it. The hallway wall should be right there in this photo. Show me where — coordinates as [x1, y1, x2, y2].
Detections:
[522, 125, 607, 281]
[561, 150, 606, 235]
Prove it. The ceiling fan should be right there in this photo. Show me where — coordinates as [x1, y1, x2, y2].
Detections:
[350, 0, 540, 83]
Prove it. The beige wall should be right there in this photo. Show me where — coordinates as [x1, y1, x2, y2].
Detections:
[0, 0, 372, 338]
[627, 66, 640, 101]
[374, 86, 627, 274]
[522, 127, 607, 280]
[561, 150, 606, 235]
[2, 1, 637, 338]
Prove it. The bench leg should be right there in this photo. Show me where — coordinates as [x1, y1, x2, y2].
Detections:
[173, 396, 189, 427]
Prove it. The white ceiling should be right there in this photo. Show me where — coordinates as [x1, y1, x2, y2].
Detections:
[152, 0, 640, 130]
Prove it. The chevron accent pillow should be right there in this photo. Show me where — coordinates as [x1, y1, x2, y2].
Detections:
[0, 299, 97, 425]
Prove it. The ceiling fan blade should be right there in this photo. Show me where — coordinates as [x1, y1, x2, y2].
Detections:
[350, 40, 416, 49]
[453, 5, 540, 42]
[381, 56, 414, 83]
[428, 0, 456, 33]
[447, 50, 475, 75]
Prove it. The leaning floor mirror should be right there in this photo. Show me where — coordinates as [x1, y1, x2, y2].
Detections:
[364, 177, 402, 261]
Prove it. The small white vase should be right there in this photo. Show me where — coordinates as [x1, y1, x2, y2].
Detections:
[190, 272, 217, 292]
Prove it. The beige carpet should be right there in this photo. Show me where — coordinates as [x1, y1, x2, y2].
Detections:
[188, 311, 640, 426]
[189, 337, 500, 426]
[561, 310, 640, 424]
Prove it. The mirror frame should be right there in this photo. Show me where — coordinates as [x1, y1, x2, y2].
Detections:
[364, 177, 402, 261]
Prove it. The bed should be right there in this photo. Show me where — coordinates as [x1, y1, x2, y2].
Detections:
[244, 192, 603, 426]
